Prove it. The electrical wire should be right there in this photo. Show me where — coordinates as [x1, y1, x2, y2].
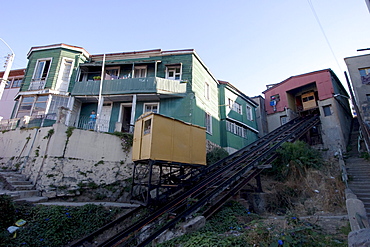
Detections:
[307, 0, 343, 73]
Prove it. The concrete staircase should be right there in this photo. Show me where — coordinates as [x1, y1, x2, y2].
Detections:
[0, 171, 48, 203]
[346, 118, 370, 219]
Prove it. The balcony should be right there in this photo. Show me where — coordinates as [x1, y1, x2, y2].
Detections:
[28, 79, 46, 91]
[71, 77, 187, 96]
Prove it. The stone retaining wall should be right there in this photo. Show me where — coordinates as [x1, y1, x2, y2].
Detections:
[0, 124, 132, 198]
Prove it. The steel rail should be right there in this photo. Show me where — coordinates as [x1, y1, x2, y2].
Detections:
[83, 115, 320, 247]
[69, 206, 144, 247]
[136, 116, 320, 246]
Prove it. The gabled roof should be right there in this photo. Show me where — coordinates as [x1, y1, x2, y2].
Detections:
[218, 80, 258, 107]
[262, 69, 332, 93]
[27, 43, 90, 58]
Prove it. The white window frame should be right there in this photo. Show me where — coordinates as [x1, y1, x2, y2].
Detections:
[246, 105, 253, 120]
[56, 57, 74, 92]
[143, 103, 159, 113]
[134, 65, 147, 78]
[32, 58, 52, 80]
[205, 112, 212, 134]
[105, 66, 120, 80]
[226, 120, 247, 139]
[165, 65, 182, 80]
[205, 82, 210, 100]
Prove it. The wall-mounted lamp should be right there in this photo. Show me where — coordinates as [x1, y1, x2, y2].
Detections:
[333, 94, 350, 99]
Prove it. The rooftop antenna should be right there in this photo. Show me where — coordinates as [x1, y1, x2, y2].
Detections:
[0, 38, 15, 100]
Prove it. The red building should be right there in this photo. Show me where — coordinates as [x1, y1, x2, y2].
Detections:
[263, 69, 352, 155]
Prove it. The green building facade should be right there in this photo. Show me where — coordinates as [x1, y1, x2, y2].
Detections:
[13, 44, 259, 153]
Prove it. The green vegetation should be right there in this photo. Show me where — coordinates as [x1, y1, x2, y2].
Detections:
[269, 141, 323, 182]
[111, 132, 133, 153]
[44, 128, 54, 139]
[206, 147, 229, 165]
[0, 195, 15, 230]
[158, 201, 347, 247]
[94, 160, 104, 167]
[0, 197, 123, 247]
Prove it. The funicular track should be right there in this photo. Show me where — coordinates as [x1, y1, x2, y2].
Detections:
[70, 115, 320, 247]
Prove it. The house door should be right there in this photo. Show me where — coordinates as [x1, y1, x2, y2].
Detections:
[99, 103, 112, 132]
[121, 106, 132, 132]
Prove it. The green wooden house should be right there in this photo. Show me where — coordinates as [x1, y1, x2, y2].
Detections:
[12, 44, 259, 152]
[13, 44, 89, 126]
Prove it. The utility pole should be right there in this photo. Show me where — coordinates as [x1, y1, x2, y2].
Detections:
[0, 38, 15, 101]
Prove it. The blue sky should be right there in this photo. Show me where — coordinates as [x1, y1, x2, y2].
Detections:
[1, 0, 370, 97]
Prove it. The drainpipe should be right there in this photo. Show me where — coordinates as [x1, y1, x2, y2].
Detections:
[154, 61, 158, 78]
[130, 94, 137, 133]
[65, 96, 74, 126]
[97, 54, 106, 132]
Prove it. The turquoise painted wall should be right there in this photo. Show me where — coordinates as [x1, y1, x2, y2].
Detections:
[22, 47, 86, 92]
[219, 83, 259, 151]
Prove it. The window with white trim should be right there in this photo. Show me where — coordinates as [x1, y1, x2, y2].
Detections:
[246, 105, 253, 120]
[205, 82, 210, 100]
[48, 95, 69, 115]
[56, 58, 73, 92]
[226, 120, 247, 138]
[16, 96, 35, 118]
[144, 103, 159, 113]
[134, 65, 147, 78]
[166, 65, 181, 80]
[32, 95, 48, 116]
[205, 112, 212, 134]
[33, 59, 51, 80]
[228, 98, 242, 114]
[12, 78, 23, 88]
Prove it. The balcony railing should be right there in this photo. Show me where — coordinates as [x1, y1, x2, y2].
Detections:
[28, 79, 46, 91]
[76, 115, 114, 133]
[71, 77, 187, 96]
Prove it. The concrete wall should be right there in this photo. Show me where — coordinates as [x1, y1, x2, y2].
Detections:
[345, 54, 370, 123]
[318, 98, 351, 153]
[266, 108, 297, 133]
[0, 124, 133, 197]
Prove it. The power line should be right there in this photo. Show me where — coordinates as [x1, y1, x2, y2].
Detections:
[307, 0, 343, 73]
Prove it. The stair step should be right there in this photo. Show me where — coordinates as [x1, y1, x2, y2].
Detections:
[14, 197, 48, 203]
[5, 190, 41, 198]
[8, 181, 33, 186]
[12, 184, 34, 190]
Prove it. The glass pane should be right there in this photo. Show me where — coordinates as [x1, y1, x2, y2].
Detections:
[37, 96, 48, 102]
[42, 60, 51, 78]
[19, 105, 32, 111]
[34, 61, 45, 79]
[22, 97, 35, 103]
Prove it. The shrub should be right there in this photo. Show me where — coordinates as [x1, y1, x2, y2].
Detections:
[269, 141, 323, 181]
[206, 147, 229, 165]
